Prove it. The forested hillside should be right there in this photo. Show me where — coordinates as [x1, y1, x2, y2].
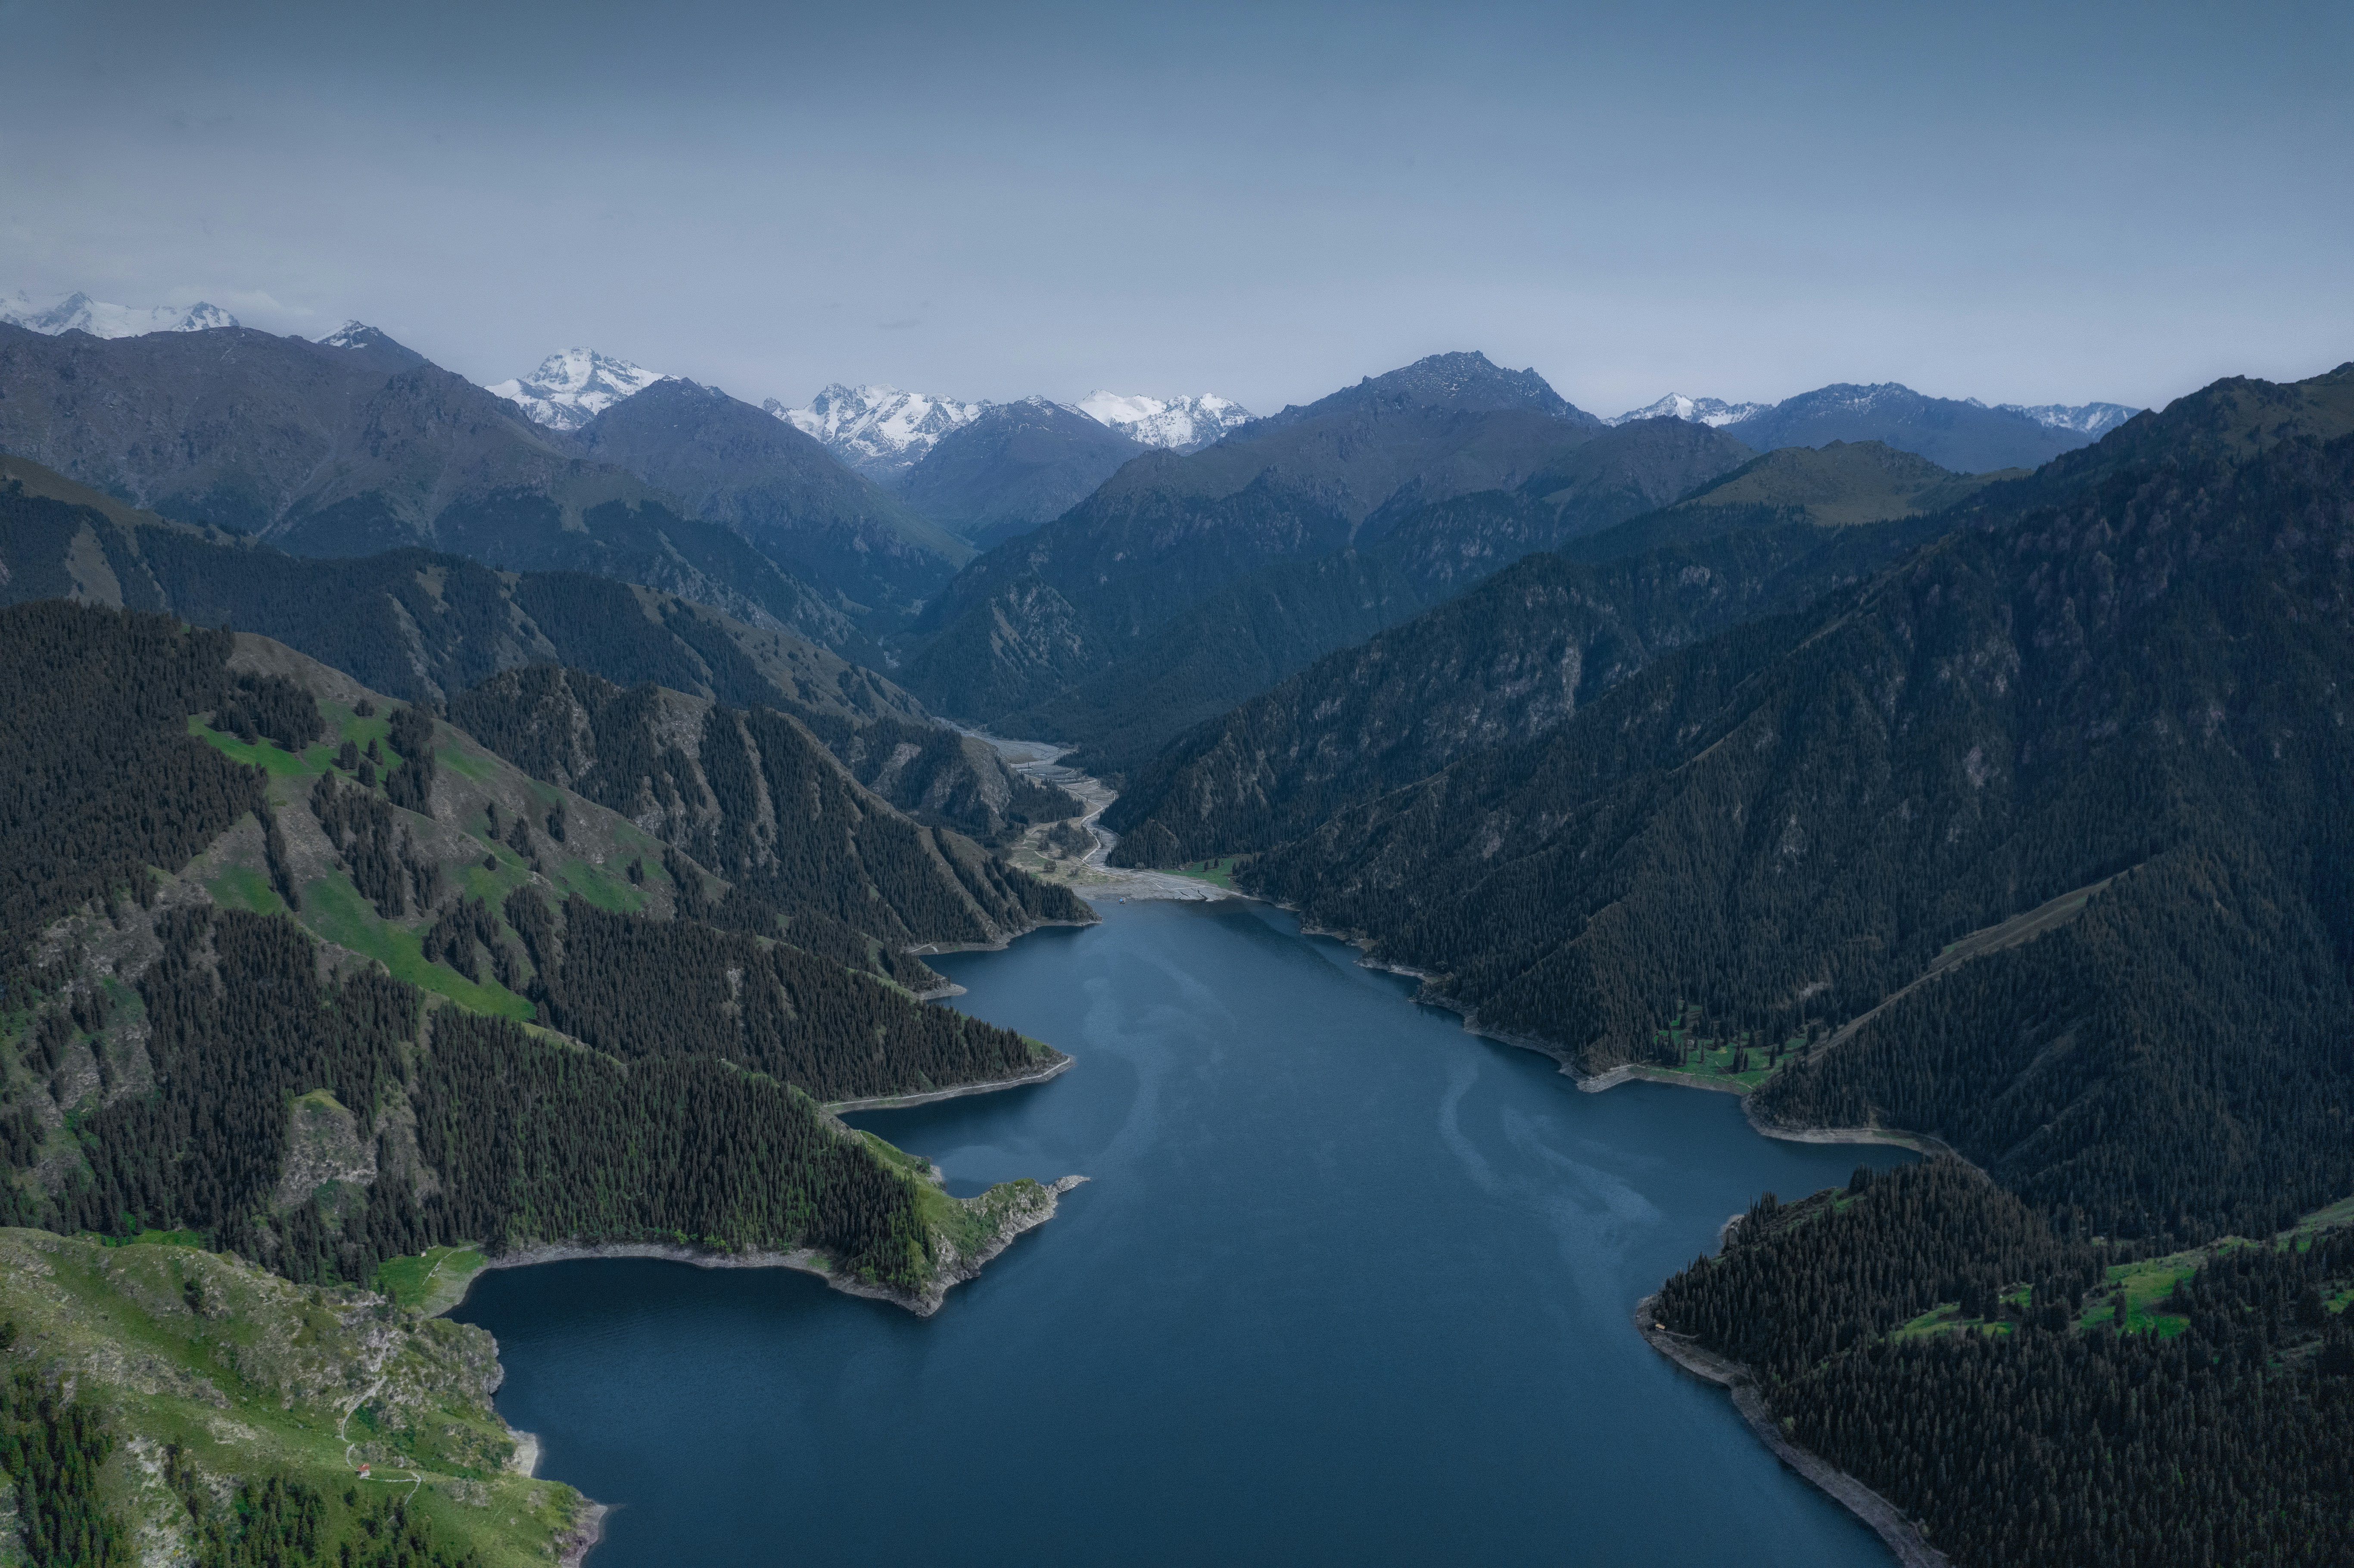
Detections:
[449, 662, 1087, 947]
[1251, 417, 2354, 1238]
[1651, 1163, 2354, 1567]
[0, 463, 1079, 843]
[0, 600, 1077, 1285]
[1105, 518, 1929, 863]
[1137, 367, 2354, 1566]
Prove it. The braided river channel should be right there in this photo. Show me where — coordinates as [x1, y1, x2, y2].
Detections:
[454, 896, 1910, 1565]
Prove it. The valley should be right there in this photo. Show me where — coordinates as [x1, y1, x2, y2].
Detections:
[1, 297, 2348, 1568]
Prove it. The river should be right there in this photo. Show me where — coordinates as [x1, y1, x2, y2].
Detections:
[454, 896, 1908, 1565]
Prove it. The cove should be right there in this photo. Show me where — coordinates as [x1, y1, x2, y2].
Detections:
[454, 898, 1911, 1566]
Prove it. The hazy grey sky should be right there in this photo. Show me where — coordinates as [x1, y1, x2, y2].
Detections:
[4, 0, 2348, 415]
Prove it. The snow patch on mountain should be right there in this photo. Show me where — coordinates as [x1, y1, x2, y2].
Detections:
[1075, 391, 1254, 452]
[487, 348, 668, 431]
[0, 290, 238, 337]
[1997, 401, 2142, 438]
[768, 384, 988, 480]
[1605, 393, 1769, 428]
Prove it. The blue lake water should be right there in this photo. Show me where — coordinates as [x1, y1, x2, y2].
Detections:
[455, 897, 1906, 1565]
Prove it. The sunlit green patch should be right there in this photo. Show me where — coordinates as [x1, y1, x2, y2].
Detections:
[297, 872, 534, 1020]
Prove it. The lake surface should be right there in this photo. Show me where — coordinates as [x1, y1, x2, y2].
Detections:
[456, 898, 1908, 1566]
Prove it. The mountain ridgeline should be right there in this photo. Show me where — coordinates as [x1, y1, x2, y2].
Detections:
[448, 662, 1086, 954]
[0, 460, 1077, 846]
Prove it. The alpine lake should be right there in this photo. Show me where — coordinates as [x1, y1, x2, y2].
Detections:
[454, 896, 1909, 1566]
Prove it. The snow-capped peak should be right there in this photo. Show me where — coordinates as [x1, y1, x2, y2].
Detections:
[0, 289, 238, 338]
[486, 348, 667, 431]
[767, 384, 989, 481]
[1075, 390, 1254, 452]
[317, 320, 383, 350]
[1604, 393, 1768, 429]
[1996, 401, 2142, 438]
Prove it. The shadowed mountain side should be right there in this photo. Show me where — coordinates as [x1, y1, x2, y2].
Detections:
[900, 352, 1607, 722]
[0, 322, 872, 655]
[0, 465, 1071, 844]
[897, 398, 1152, 549]
[1006, 420, 1761, 779]
[570, 377, 973, 622]
[449, 664, 1087, 952]
[1102, 524, 1865, 863]
[1719, 382, 2088, 473]
[1244, 423, 2354, 1244]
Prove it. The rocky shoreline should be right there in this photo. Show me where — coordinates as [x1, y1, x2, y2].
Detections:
[825, 1052, 1074, 1112]
[467, 1173, 1089, 1320]
[1632, 1293, 1950, 1568]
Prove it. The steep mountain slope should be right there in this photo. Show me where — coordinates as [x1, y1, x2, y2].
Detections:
[573, 377, 973, 620]
[897, 396, 1149, 548]
[772, 383, 987, 482]
[1006, 417, 1759, 777]
[1102, 517, 1915, 863]
[1245, 380, 2354, 1243]
[901, 352, 1606, 722]
[1073, 390, 1253, 451]
[0, 321, 869, 653]
[487, 346, 666, 429]
[0, 289, 238, 336]
[1605, 393, 1766, 426]
[0, 598, 1081, 1407]
[450, 664, 1084, 948]
[1719, 381, 2087, 472]
[0, 462, 1075, 843]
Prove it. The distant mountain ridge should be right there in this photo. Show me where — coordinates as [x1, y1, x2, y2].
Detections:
[1718, 381, 2087, 472]
[1996, 399, 2141, 437]
[0, 288, 238, 337]
[896, 397, 1150, 549]
[570, 377, 973, 621]
[900, 353, 1641, 725]
[770, 384, 989, 482]
[1074, 390, 1253, 451]
[488, 348, 667, 430]
[1605, 393, 1766, 427]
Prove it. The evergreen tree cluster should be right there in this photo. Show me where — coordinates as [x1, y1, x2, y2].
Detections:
[212, 669, 324, 751]
[1656, 1163, 2354, 1568]
[309, 774, 442, 919]
[511, 890, 1041, 1103]
[0, 601, 265, 986]
[415, 1011, 931, 1282]
[381, 704, 438, 813]
[34, 901, 939, 1290]
[0, 1345, 126, 1568]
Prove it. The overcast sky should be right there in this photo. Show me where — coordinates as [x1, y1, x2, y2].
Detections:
[4, 0, 2348, 416]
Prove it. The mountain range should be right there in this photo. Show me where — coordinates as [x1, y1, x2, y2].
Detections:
[488, 347, 668, 430]
[768, 381, 1255, 487]
[0, 289, 240, 337]
[1607, 386, 2142, 464]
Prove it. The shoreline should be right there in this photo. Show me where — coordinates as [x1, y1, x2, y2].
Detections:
[1285, 905, 1958, 1157]
[459, 1173, 1090, 1321]
[826, 1053, 1073, 1112]
[1632, 1294, 1949, 1568]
